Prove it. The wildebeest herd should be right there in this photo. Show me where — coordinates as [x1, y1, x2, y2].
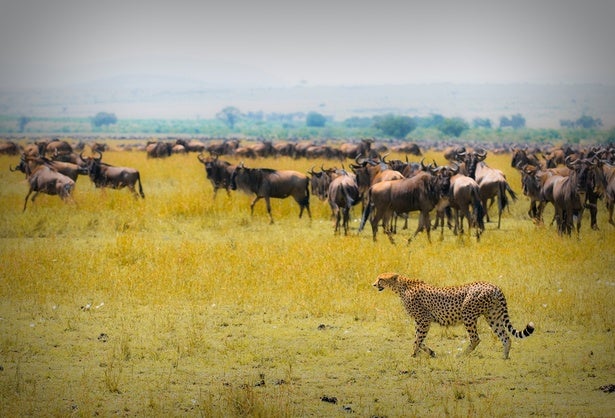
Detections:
[4, 137, 615, 240]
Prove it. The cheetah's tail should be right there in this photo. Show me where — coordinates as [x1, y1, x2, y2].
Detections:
[506, 320, 535, 339]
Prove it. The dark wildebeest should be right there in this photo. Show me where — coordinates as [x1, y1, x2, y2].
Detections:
[600, 161, 615, 226]
[460, 149, 516, 229]
[516, 163, 570, 225]
[307, 165, 337, 201]
[81, 152, 144, 198]
[230, 163, 311, 224]
[327, 170, 361, 235]
[175, 139, 206, 153]
[146, 141, 173, 158]
[446, 169, 485, 240]
[20, 163, 75, 211]
[11, 155, 87, 182]
[358, 170, 450, 244]
[46, 140, 73, 159]
[511, 147, 543, 170]
[390, 142, 422, 156]
[197, 153, 236, 198]
[340, 138, 374, 159]
[550, 157, 593, 237]
[0, 140, 20, 155]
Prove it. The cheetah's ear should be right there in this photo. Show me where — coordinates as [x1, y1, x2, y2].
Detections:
[379, 272, 398, 281]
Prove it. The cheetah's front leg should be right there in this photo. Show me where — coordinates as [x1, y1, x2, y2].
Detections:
[413, 321, 436, 357]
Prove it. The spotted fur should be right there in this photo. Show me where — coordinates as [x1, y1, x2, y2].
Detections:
[373, 272, 534, 359]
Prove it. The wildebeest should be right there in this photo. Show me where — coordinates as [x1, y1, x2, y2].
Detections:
[197, 153, 236, 198]
[358, 170, 450, 244]
[307, 165, 337, 201]
[511, 147, 542, 170]
[11, 155, 87, 182]
[146, 141, 172, 158]
[446, 168, 485, 240]
[20, 164, 75, 211]
[230, 162, 311, 224]
[459, 149, 516, 229]
[340, 138, 374, 159]
[601, 161, 615, 226]
[327, 170, 361, 235]
[550, 157, 593, 237]
[0, 140, 20, 155]
[81, 152, 145, 198]
[175, 139, 206, 153]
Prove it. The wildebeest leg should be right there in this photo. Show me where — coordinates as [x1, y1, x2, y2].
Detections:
[263, 196, 274, 224]
[382, 212, 395, 244]
[342, 207, 350, 235]
[23, 188, 36, 212]
[412, 211, 431, 243]
[250, 196, 263, 216]
[482, 197, 491, 223]
[587, 196, 599, 230]
[333, 206, 341, 234]
[608, 201, 615, 226]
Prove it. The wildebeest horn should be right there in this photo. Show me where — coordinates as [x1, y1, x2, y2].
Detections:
[450, 162, 460, 175]
[94, 150, 102, 160]
[476, 149, 487, 160]
[308, 165, 316, 175]
[420, 158, 427, 171]
[564, 155, 577, 168]
[197, 153, 206, 163]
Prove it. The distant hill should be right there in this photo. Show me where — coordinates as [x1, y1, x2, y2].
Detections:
[1, 80, 614, 129]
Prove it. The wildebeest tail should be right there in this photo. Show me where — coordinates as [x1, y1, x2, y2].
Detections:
[137, 173, 145, 198]
[472, 188, 485, 230]
[300, 179, 310, 208]
[358, 191, 372, 232]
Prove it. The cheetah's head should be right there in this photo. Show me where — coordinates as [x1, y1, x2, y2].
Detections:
[373, 272, 399, 291]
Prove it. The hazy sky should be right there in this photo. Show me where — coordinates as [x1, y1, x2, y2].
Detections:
[1, 0, 614, 89]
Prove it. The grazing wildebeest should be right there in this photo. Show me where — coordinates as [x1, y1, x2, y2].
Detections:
[358, 170, 450, 244]
[327, 170, 361, 235]
[81, 152, 144, 198]
[21, 165, 75, 211]
[197, 153, 236, 198]
[230, 163, 311, 224]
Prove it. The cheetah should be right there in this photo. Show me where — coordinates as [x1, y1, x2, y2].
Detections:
[373, 272, 534, 359]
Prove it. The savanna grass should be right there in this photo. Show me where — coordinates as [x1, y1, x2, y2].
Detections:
[0, 147, 613, 417]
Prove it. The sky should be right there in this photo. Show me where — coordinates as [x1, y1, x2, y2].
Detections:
[0, 0, 614, 89]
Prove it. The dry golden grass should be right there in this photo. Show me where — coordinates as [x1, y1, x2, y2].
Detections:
[0, 148, 614, 417]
